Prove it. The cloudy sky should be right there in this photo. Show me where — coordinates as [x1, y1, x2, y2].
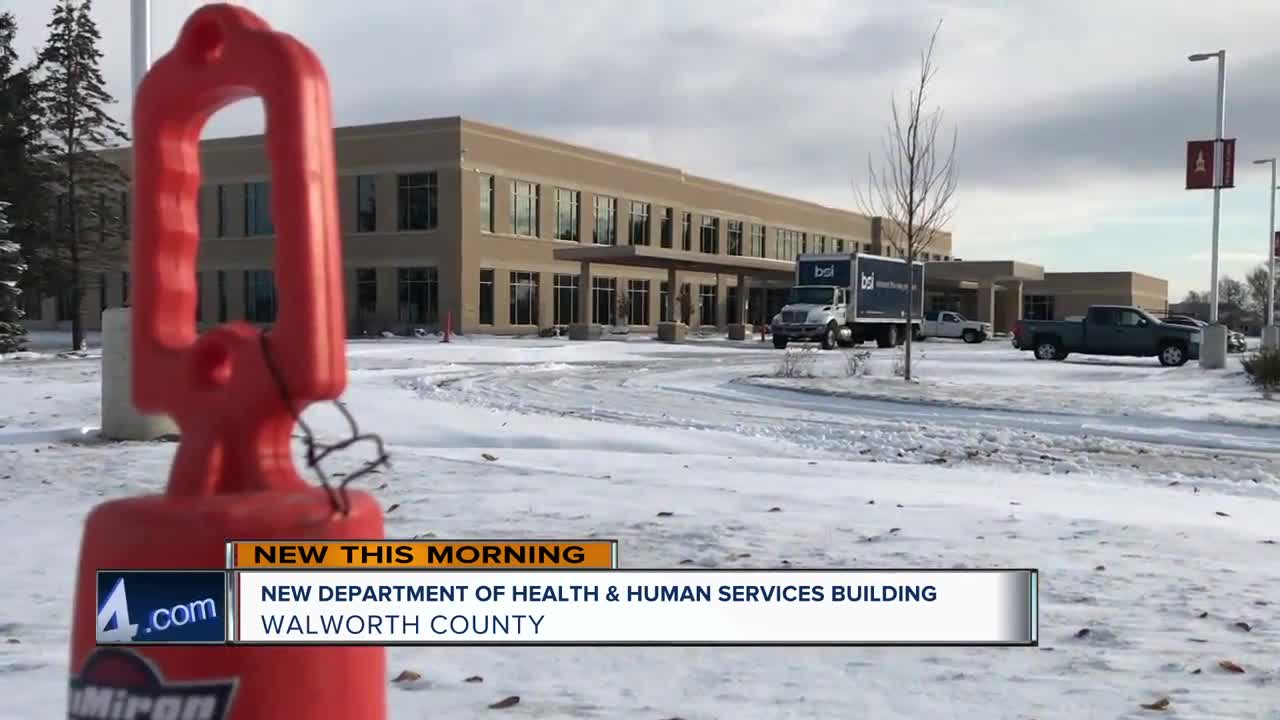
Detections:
[8, 0, 1280, 298]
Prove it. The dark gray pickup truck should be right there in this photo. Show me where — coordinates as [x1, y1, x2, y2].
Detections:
[1012, 305, 1201, 366]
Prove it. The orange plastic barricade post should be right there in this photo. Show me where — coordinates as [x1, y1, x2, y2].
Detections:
[67, 5, 386, 719]
[443, 309, 452, 343]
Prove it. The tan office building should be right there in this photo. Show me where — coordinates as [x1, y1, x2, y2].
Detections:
[20, 116, 1164, 338]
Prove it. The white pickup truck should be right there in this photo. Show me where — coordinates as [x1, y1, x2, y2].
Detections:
[917, 311, 992, 343]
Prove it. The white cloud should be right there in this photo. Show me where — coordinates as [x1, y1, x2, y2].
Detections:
[6, 0, 1280, 300]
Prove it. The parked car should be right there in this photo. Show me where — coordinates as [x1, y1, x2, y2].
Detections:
[1013, 305, 1201, 366]
[917, 311, 991, 343]
[1160, 315, 1247, 353]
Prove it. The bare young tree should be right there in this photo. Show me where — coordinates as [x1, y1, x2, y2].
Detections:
[855, 20, 958, 382]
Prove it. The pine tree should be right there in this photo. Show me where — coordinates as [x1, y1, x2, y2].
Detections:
[0, 200, 27, 353]
[32, 0, 129, 351]
[1, 11, 54, 331]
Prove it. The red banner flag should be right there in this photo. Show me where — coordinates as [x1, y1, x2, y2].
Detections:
[1186, 140, 1215, 189]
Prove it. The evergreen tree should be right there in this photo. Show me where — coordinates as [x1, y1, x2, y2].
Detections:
[0, 11, 54, 329]
[0, 200, 27, 353]
[32, 0, 129, 351]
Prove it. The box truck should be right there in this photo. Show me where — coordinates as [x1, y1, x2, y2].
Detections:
[769, 253, 925, 350]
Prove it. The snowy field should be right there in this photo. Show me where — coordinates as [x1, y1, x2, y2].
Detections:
[1, 331, 1278, 719]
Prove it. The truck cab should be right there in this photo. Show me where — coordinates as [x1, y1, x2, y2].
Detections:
[770, 285, 848, 350]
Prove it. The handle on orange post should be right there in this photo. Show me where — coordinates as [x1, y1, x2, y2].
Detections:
[131, 4, 346, 499]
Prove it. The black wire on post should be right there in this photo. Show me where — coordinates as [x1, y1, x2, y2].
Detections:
[258, 330, 391, 515]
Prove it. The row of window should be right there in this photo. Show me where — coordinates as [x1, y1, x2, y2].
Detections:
[475, 174, 894, 261]
[473, 271, 733, 327]
[200, 173, 442, 238]
[38, 265, 739, 329]
[197, 174, 954, 262]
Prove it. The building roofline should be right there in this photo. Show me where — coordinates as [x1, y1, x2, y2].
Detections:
[460, 116, 901, 226]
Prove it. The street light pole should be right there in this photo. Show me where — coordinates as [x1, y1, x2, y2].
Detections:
[1189, 50, 1226, 322]
[1189, 49, 1229, 366]
[130, 0, 151, 97]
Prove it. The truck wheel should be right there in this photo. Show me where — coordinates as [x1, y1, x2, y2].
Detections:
[820, 323, 837, 350]
[772, 335, 789, 350]
[1158, 341, 1187, 367]
[1034, 339, 1064, 361]
[913, 327, 925, 342]
[962, 329, 979, 344]
[894, 325, 907, 346]
[877, 325, 897, 349]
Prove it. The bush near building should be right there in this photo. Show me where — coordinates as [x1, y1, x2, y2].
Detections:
[1242, 349, 1280, 396]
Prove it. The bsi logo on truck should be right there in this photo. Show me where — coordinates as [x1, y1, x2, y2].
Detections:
[813, 265, 835, 279]
[860, 273, 875, 290]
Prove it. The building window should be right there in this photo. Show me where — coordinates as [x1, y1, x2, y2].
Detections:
[660, 208, 673, 248]
[554, 273, 579, 326]
[629, 202, 650, 246]
[726, 286, 739, 325]
[98, 273, 108, 312]
[215, 185, 225, 237]
[479, 269, 494, 325]
[627, 280, 650, 326]
[1024, 294, 1055, 321]
[659, 281, 670, 323]
[509, 271, 539, 326]
[356, 175, 377, 233]
[593, 195, 617, 245]
[835, 237, 845, 253]
[555, 188, 579, 241]
[397, 267, 438, 325]
[815, 234, 827, 253]
[776, 228, 802, 260]
[243, 270, 277, 323]
[244, 181, 273, 236]
[511, 180, 539, 237]
[355, 268, 377, 324]
[397, 173, 438, 231]
[216, 271, 227, 322]
[592, 277, 617, 325]
[699, 284, 717, 326]
[681, 212, 692, 251]
[727, 220, 744, 256]
[750, 224, 765, 257]
[700, 216, 719, 254]
[479, 174, 494, 233]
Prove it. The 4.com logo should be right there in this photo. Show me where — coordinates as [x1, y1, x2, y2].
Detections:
[97, 576, 219, 644]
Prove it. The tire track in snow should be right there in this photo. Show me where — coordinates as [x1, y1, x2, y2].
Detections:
[408, 355, 1280, 497]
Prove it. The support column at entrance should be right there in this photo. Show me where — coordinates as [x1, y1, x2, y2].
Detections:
[728, 273, 751, 340]
[569, 261, 602, 340]
[658, 266, 686, 342]
[998, 280, 1023, 334]
[976, 282, 996, 326]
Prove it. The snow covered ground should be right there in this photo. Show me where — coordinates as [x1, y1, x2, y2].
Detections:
[749, 338, 1280, 425]
[1, 332, 1278, 719]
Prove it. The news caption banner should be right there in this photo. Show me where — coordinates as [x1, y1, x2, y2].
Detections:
[97, 540, 1039, 647]
[95, 540, 617, 646]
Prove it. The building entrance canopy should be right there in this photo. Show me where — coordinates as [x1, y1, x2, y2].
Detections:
[553, 245, 796, 339]
[553, 244, 796, 280]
